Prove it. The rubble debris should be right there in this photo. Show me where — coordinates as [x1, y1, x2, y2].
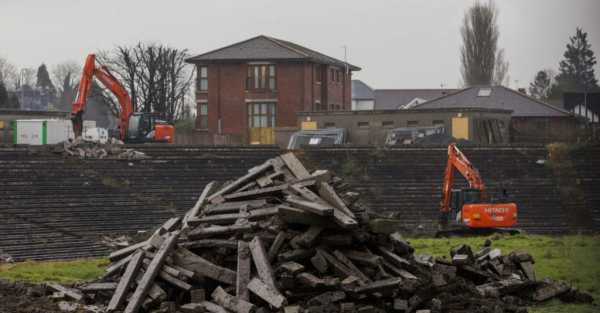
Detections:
[54, 137, 149, 160]
[56, 153, 592, 313]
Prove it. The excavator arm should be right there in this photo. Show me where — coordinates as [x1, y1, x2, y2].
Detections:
[440, 143, 486, 214]
[71, 54, 133, 140]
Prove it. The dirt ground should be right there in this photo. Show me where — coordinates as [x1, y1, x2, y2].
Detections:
[0, 279, 62, 313]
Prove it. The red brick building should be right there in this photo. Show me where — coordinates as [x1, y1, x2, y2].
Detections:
[186, 35, 360, 144]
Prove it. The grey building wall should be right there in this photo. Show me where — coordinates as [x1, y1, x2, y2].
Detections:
[297, 108, 512, 145]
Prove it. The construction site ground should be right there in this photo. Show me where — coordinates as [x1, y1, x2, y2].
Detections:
[1, 234, 598, 313]
[1, 143, 599, 312]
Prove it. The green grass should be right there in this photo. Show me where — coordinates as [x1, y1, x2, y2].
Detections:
[409, 234, 600, 313]
[0, 258, 108, 284]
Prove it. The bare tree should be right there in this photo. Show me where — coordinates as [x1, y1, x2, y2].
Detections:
[97, 43, 193, 121]
[51, 61, 81, 111]
[0, 57, 19, 90]
[460, 0, 509, 86]
[16, 68, 36, 89]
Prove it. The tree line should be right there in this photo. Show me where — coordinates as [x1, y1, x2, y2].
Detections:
[0, 42, 194, 122]
[460, 1, 598, 102]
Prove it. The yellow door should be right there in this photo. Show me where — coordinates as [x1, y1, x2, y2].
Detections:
[452, 116, 470, 140]
[248, 102, 276, 145]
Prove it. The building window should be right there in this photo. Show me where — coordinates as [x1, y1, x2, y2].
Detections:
[330, 68, 335, 82]
[358, 121, 369, 128]
[316, 102, 328, 112]
[248, 102, 276, 128]
[432, 120, 444, 126]
[197, 102, 208, 129]
[247, 64, 276, 90]
[407, 120, 419, 127]
[324, 122, 335, 128]
[315, 65, 322, 83]
[197, 66, 208, 92]
[382, 121, 394, 128]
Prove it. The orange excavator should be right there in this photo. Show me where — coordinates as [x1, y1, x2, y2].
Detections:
[437, 143, 519, 236]
[71, 54, 174, 143]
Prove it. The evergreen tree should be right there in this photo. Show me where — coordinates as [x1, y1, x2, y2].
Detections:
[36, 63, 56, 94]
[460, 0, 509, 86]
[0, 80, 8, 108]
[528, 70, 553, 100]
[555, 28, 598, 92]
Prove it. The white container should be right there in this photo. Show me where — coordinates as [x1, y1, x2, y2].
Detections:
[12, 119, 74, 145]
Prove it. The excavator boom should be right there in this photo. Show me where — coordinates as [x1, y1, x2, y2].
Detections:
[71, 54, 133, 140]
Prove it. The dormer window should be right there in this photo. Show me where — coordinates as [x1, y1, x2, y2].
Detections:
[477, 88, 492, 97]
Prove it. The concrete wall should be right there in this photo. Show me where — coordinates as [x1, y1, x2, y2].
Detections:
[297, 108, 512, 145]
[2, 144, 598, 260]
[511, 116, 579, 143]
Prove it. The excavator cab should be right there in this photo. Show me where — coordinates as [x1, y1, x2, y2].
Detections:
[126, 113, 174, 143]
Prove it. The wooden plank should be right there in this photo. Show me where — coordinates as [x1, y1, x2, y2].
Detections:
[107, 250, 144, 312]
[318, 182, 356, 218]
[80, 282, 117, 292]
[134, 273, 167, 301]
[208, 162, 273, 203]
[280, 152, 311, 179]
[290, 184, 357, 228]
[290, 226, 323, 248]
[343, 250, 383, 267]
[249, 236, 277, 289]
[353, 277, 403, 294]
[47, 283, 83, 302]
[206, 199, 268, 215]
[223, 184, 288, 201]
[267, 231, 288, 262]
[286, 197, 334, 216]
[333, 250, 371, 283]
[332, 209, 359, 229]
[142, 258, 181, 280]
[157, 270, 192, 291]
[183, 182, 216, 228]
[179, 239, 238, 250]
[173, 248, 236, 285]
[189, 207, 279, 226]
[161, 217, 181, 232]
[103, 253, 133, 279]
[188, 223, 256, 239]
[236, 241, 252, 301]
[212, 286, 255, 313]
[247, 278, 287, 309]
[124, 231, 179, 313]
[277, 205, 330, 227]
[316, 248, 355, 280]
[108, 240, 148, 262]
[200, 301, 230, 313]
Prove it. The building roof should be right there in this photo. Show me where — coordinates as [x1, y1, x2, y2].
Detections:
[414, 86, 572, 117]
[352, 80, 374, 100]
[186, 35, 360, 70]
[374, 89, 457, 110]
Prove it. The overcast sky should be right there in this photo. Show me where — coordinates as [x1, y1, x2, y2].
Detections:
[1, 0, 599, 89]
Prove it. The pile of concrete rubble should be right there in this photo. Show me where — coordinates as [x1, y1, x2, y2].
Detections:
[58, 137, 148, 160]
[47, 153, 592, 313]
